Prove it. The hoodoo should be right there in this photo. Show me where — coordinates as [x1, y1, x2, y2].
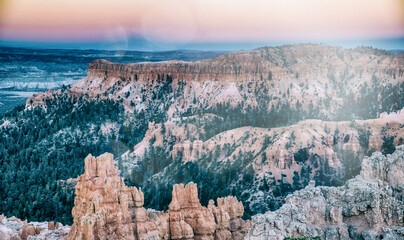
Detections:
[68, 153, 251, 240]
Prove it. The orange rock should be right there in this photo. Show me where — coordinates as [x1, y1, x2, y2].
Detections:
[20, 221, 37, 240]
[68, 153, 251, 240]
[68, 153, 136, 240]
[48, 221, 55, 230]
[35, 227, 44, 235]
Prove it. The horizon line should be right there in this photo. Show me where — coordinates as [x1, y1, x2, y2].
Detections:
[1, 38, 403, 52]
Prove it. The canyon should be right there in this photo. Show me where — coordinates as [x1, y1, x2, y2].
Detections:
[0, 44, 403, 237]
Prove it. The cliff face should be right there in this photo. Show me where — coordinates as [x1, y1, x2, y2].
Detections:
[27, 44, 404, 118]
[67, 153, 250, 240]
[246, 145, 404, 240]
[85, 45, 402, 84]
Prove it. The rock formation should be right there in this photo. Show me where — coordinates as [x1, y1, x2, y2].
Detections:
[0, 214, 69, 240]
[167, 183, 250, 240]
[82, 45, 402, 87]
[245, 145, 404, 240]
[68, 153, 250, 240]
[67, 153, 161, 240]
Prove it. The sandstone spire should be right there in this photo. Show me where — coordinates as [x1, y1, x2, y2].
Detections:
[68, 153, 250, 240]
[67, 153, 162, 240]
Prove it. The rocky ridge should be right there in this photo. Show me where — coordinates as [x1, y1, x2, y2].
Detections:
[67, 153, 250, 240]
[85, 45, 401, 85]
[245, 145, 404, 240]
[27, 44, 404, 118]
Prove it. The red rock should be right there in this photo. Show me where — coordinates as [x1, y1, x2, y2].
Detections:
[20, 221, 37, 240]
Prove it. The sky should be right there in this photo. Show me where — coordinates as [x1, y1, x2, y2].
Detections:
[0, 0, 403, 51]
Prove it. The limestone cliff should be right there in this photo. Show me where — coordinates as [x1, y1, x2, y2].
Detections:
[67, 153, 250, 240]
[245, 145, 404, 240]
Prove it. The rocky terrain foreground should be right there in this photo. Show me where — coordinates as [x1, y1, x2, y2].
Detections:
[0, 215, 70, 240]
[246, 145, 404, 240]
[2, 146, 403, 239]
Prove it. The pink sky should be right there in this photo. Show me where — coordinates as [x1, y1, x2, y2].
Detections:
[0, 0, 403, 43]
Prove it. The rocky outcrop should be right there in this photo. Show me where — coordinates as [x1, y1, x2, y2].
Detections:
[67, 153, 161, 240]
[68, 153, 250, 240]
[245, 145, 404, 240]
[168, 183, 250, 240]
[360, 148, 404, 186]
[0, 214, 69, 240]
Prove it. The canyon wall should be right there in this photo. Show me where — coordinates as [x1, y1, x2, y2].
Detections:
[27, 45, 404, 114]
[84, 45, 402, 84]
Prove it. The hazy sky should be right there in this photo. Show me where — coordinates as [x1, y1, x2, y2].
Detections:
[0, 0, 403, 50]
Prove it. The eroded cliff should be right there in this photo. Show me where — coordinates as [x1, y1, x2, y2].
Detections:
[27, 44, 404, 119]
